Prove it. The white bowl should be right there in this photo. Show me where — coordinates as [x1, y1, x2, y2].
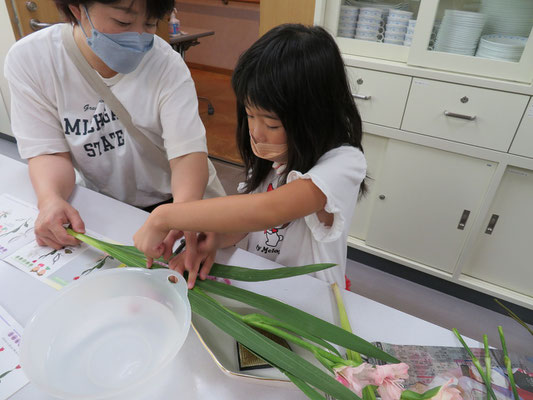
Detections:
[20, 268, 191, 400]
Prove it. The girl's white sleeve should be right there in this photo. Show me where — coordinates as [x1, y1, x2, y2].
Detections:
[287, 146, 366, 242]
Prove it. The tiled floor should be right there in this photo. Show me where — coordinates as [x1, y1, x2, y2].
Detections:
[1, 135, 531, 359]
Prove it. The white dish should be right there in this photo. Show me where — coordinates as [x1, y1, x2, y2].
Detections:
[191, 294, 323, 388]
[20, 268, 191, 400]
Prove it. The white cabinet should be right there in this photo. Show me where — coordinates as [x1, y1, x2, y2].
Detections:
[364, 140, 496, 273]
[402, 79, 529, 151]
[462, 167, 533, 298]
[317, 0, 533, 308]
[349, 133, 388, 240]
[509, 97, 533, 159]
[316, 0, 533, 83]
[407, 0, 533, 83]
[347, 67, 411, 129]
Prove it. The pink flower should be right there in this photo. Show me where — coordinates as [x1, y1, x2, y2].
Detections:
[373, 363, 410, 400]
[334, 363, 378, 397]
[431, 379, 462, 400]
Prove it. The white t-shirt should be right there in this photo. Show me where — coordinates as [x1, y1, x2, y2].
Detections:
[240, 146, 367, 288]
[4, 24, 224, 207]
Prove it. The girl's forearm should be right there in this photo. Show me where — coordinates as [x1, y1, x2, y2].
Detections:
[218, 232, 248, 249]
[152, 179, 326, 234]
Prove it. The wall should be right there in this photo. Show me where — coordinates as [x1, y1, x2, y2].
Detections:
[175, 0, 259, 71]
[0, 1, 16, 135]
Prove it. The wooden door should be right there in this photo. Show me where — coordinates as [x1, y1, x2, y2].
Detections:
[259, 0, 315, 36]
[7, 0, 169, 41]
[365, 140, 496, 273]
[462, 167, 533, 298]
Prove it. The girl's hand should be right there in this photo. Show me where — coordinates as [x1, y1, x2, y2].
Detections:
[169, 232, 220, 288]
[133, 206, 171, 266]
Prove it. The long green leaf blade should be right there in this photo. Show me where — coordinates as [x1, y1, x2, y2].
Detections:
[282, 370, 328, 400]
[195, 279, 399, 363]
[208, 263, 336, 281]
[189, 288, 361, 400]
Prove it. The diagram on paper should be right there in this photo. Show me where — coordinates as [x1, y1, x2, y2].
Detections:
[0, 194, 38, 257]
[0, 306, 28, 400]
[4, 240, 122, 289]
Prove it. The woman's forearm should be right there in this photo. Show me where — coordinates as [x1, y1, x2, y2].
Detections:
[28, 153, 76, 208]
[169, 152, 209, 203]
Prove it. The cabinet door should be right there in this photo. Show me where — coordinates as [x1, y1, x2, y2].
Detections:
[365, 140, 496, 273]
[407, 0, 533, 83]
[349, 133, 388, 240]
[462, 167, 533, 297]
[509, 97, 533, 159]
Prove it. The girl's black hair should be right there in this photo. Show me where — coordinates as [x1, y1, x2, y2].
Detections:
[54, 0, 174, 22]
[232, 24, 366, 195]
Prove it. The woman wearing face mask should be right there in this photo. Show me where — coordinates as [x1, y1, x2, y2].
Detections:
[4, 0, 225, 265]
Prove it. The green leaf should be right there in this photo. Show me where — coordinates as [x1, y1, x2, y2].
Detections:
[208, 263, 336, 281]
[282, 370, 328, 400]
[189, 288, 361, 400]
[244, 313, 341, 356]
[195, 279, 399, 363]
[400, 387, 441, 400]
[494, 299, 533, 336]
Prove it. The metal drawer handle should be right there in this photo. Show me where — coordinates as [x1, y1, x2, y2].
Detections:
[457, 209, 471, 230]
[484, 214, 499, 235]
[30, 19, 53, 31]
[444, 110, 476, 121]
[352, 93, 372, 100]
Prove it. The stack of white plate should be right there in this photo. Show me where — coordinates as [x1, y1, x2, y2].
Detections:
[355, 7, 383, 42]
[338, 5, 359, 38]
[403, 19, 415, 46]
[476, 34, 527, 61]
[345, 0, 409, 12]
[434, 9, 486, 56]
[481, 0, 533, 37]
[384, 10, 412, 45]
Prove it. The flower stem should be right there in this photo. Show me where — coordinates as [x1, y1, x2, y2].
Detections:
[453, 328, 498, 400]
[483, 335, 491, 400]
[498, 326, 519, 400]
[332, 283, 363, 363]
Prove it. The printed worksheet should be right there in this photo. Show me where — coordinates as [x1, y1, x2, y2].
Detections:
[0, 194, 38, 257]
[0, 306, 28, 399]
[4, 239, 122, 290]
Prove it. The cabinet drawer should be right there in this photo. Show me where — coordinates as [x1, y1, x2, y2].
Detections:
[402, 79, 529, 151]
[347, 67, 411, 129]
[509, 97, 533, 159]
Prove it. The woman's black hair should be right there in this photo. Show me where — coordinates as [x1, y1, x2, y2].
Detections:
[54, 0, 174, 22]
[232, 24, 366, 195]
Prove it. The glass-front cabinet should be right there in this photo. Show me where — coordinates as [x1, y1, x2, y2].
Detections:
[315, 0, 533, 83]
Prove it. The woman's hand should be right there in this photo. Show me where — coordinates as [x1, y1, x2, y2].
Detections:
[169, 231, 220, 288]
[34, 197, 85, 249]
[133, 205, 172, 266]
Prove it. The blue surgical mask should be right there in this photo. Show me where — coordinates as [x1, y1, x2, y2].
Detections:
[79, 6, 154, 74]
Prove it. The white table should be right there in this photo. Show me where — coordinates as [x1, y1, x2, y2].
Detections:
[0, 155, 479, 399]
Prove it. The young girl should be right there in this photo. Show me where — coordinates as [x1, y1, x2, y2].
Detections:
[134, 24, 367, 289]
